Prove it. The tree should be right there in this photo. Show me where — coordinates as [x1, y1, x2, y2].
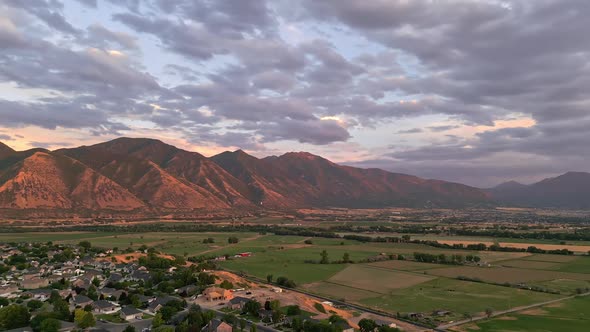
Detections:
[228, 237, 239, 244]
[266, 274, 273, 283]
[485, 308, 493, 319]
[87, 285, 98, 301]
[0, 305, 31, 330]
[27, 299, 44, 311]
[79, 241, 92, 250]
[52, 298, 70, 320]
[342, 253, 351, 263]
[92, 277, 100, 287]
[74, 309, 96, 329]
[152, 312, 164, 328]
[250, 324, 257, 332]
[239, 319, 246, 331]
[320, 250, 329, 264]
[123, 325, 136, 332]
[359, 318, 378, 332]
[220, 280, 234, 290]
[243, 300, 261, 316]
[39, 318, 61, 332]
[286, 305, 301, 316]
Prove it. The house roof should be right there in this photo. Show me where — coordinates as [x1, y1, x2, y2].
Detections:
[228, 296, 250, 305]
[202, 319, 231, 332]
[73, 295, 93, 304]
[93, 300, 117, 309]
[120, 306, 142, 315]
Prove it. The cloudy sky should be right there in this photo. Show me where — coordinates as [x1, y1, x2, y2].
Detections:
[1, 0, 589, 187]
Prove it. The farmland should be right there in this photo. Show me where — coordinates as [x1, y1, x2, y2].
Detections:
[460, 295, 590, 332]
[1, 220, 590, 328]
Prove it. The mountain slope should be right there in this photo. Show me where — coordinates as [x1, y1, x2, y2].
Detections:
[488, 172, 590, 209]
[0, 150, 145, 210]
[57, 140, 232, 209]
[212, 150, 491, 208]
[0, 138, 495, 213]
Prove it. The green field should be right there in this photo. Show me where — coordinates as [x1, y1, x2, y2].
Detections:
[464, 295, 590, 332]
[2, 230, 590, 325]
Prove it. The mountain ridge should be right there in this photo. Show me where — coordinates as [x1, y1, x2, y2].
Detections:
[1, 137, 493, 215]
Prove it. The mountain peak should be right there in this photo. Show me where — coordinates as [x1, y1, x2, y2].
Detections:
[281, 151, 323, 160]
[493, 180, 527, 190]
[0, 141, 15, 157]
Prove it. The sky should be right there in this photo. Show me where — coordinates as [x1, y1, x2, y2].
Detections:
[1, 0, 589, 187]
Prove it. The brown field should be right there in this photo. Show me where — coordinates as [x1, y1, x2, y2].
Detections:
[369, 260, 446, 271]
[303, 281, 382, 301]
[111, 252, 175, 263]
[499, 259, 560, 270]
[437, 240, 590, 253]
[429, 266, 590, 283]
[327, 265, 435, 293]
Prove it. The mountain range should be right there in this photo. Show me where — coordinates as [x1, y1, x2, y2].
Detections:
[486, 172, 590, 209]
[0, 138, 491, 215]
[1, 138, 588, 215]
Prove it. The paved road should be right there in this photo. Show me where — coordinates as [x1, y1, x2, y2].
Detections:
[96, 318, 153, 332]
[438, 292, 590, 330]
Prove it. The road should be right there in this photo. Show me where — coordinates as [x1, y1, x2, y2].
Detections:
[437, 292, 590, 330]
[96, 318, 153, 332]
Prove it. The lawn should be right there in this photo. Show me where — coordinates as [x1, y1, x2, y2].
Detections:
[464, 295, 590, 332]
[302, 282, 382, 301]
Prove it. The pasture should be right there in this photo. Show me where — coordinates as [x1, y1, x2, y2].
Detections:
[463, 295, 590, 332]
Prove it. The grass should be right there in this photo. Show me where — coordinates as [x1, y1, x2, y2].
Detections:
[428, 266, 590, 284]
[97, 313, 126, 323]
[327, 265, 435, 292]
[360, 278, 560, 318]
[303, 282, 381, 301]
[465, 295, 590, 332]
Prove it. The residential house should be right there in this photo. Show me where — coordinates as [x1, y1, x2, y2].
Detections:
[148, 296, 180, 313]
[201, 319, 233, 332]
[333, 321, 355, 332]
[175, 285, 198, 297]
[92, 300, 120, 314]
[226, 296, 250, 311]
[99, 287, 125, 300]
[120, 306, 143, 321]
[21, 278, 49, 290]
[71, 295, 93, 308]
[0, 284, 19, 298]
[202, 287, 233, 302]
[24, 289, 52, 301]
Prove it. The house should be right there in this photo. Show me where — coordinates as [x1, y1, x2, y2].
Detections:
[24, 289, 52, 301]
[226, 296, 250, 310]
[71, 295, 93, 308]
[120, 306, 143, 321]
[202, 287, 233, 302]
[271, 287, 283, 293]
[92, 300, 120, 314]
[99, 287, 125, 300]
[201, 319, 233, 332]
[176, 285, 198, 297]
[0, 285, 19, 298]
[148, 296, 179, 313]
[21, 278, 49, 290]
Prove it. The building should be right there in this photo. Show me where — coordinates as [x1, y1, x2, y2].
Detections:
[0, 285, 19, 298]
[226, 296, 250, 310]
[71, 295, 93, 308]
[21, 278, 49, 290]
[120, 306, 143, 321]
[92, 300, 120, 314]
[202, 287, 233, 302]
[201, 319, 233, 332]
